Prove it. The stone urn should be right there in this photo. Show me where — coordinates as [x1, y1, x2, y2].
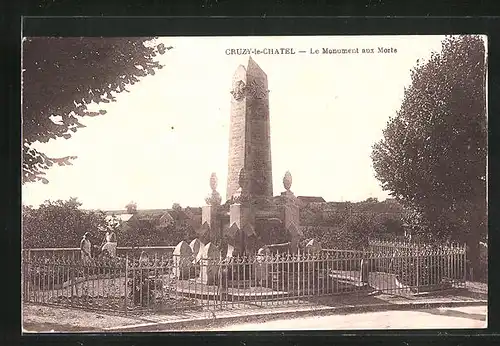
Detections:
[283, 171, 292, 191]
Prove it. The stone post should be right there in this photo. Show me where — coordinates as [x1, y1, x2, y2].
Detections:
[202, 205, 219, 243]
[280, 171, 302, 253]
[201, 173, 222, 245]
[199, 242, 221, 285]
[172, 241, 193, 279]
[229, 202, 255, 254]
[190, 238, 205, 277]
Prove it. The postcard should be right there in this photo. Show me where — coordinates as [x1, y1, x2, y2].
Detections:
[21, 35, 487, 332]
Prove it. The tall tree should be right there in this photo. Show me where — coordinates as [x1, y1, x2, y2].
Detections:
[371, 35, 487, 278]
[172, 203, 182, 211]
[125, 201, 138, 214]
[22, 37, 171, 184]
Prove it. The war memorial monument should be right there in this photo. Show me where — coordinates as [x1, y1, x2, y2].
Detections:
[172, 57, 317, 287]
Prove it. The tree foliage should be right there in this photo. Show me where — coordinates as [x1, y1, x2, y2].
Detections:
[22, 37, 171, 184]
[125, 201, 138, 214]
[371, 35, 487, 278]
[22, 198, 197, 249]
[22, 198, 110, 248]
[300, 201, 405, 250]
[119, 213, 196, 248]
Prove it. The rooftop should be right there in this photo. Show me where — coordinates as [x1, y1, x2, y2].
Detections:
[297, 196, 326, 204]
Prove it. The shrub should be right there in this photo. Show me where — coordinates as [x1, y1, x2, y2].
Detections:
[22, 198, 111, 248]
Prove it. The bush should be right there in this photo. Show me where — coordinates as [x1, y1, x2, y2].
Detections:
[23, 198, 111, 248]
[119, 216, 197, 248]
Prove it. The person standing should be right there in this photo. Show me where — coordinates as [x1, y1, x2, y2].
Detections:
[101, 229, 118, 258]
[80, 232, 92, 265]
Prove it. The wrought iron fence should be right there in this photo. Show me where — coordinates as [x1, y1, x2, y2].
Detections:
[368, 239, 464, 254]
[22, 244, 466, 314]
[23, 246, 176, 261]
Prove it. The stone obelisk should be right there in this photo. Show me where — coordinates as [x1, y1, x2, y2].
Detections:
[226, 57, 273, 202]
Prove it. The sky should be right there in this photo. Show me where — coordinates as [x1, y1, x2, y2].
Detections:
[22, 35, 447, 210]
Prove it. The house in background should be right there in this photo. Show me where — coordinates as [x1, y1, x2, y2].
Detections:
[105, 207, 202, 234]
[296, 196, 326, 208]
[105, 213, 135, 232]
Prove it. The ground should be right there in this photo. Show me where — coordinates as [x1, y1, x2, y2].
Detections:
[22, 306, 143, 332]
[204, 305, 487, 331]
[22, 282, 487, 332]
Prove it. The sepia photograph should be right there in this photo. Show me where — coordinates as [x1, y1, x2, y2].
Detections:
[21, 35, 487, 332]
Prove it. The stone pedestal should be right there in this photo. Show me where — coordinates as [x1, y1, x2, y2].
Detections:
[199, 242, 221, 285]
[229, 202, 256, 253]
[201, 205, 220, 244]
[282, 192, 300, 228]
[172, 241, 193, 279]
[280, 190, 302, 254]
[202, 205, 217, 229]
[230, 203, 254, 229]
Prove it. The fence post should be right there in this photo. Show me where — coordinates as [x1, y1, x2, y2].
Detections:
[463, 243, 467, 288]
[26, 250, 32, 302]
[21, 251, 25, 303]
[219, 255, 223, 310]
[70, 256, 76, 299]
[416, 241, 420, 293]
[124, 254, 129, 314]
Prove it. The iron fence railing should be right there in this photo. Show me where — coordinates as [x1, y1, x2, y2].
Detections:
[22, 244, 466, 314]
[367, 239, 465, 254]
[22, 246, 176, 261]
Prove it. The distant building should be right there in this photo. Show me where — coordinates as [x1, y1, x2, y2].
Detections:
[298, 198, 404, 227]
[104, 208, 202, 232]
[296, 196, 326, 208]
[100, 197, 402, 240]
